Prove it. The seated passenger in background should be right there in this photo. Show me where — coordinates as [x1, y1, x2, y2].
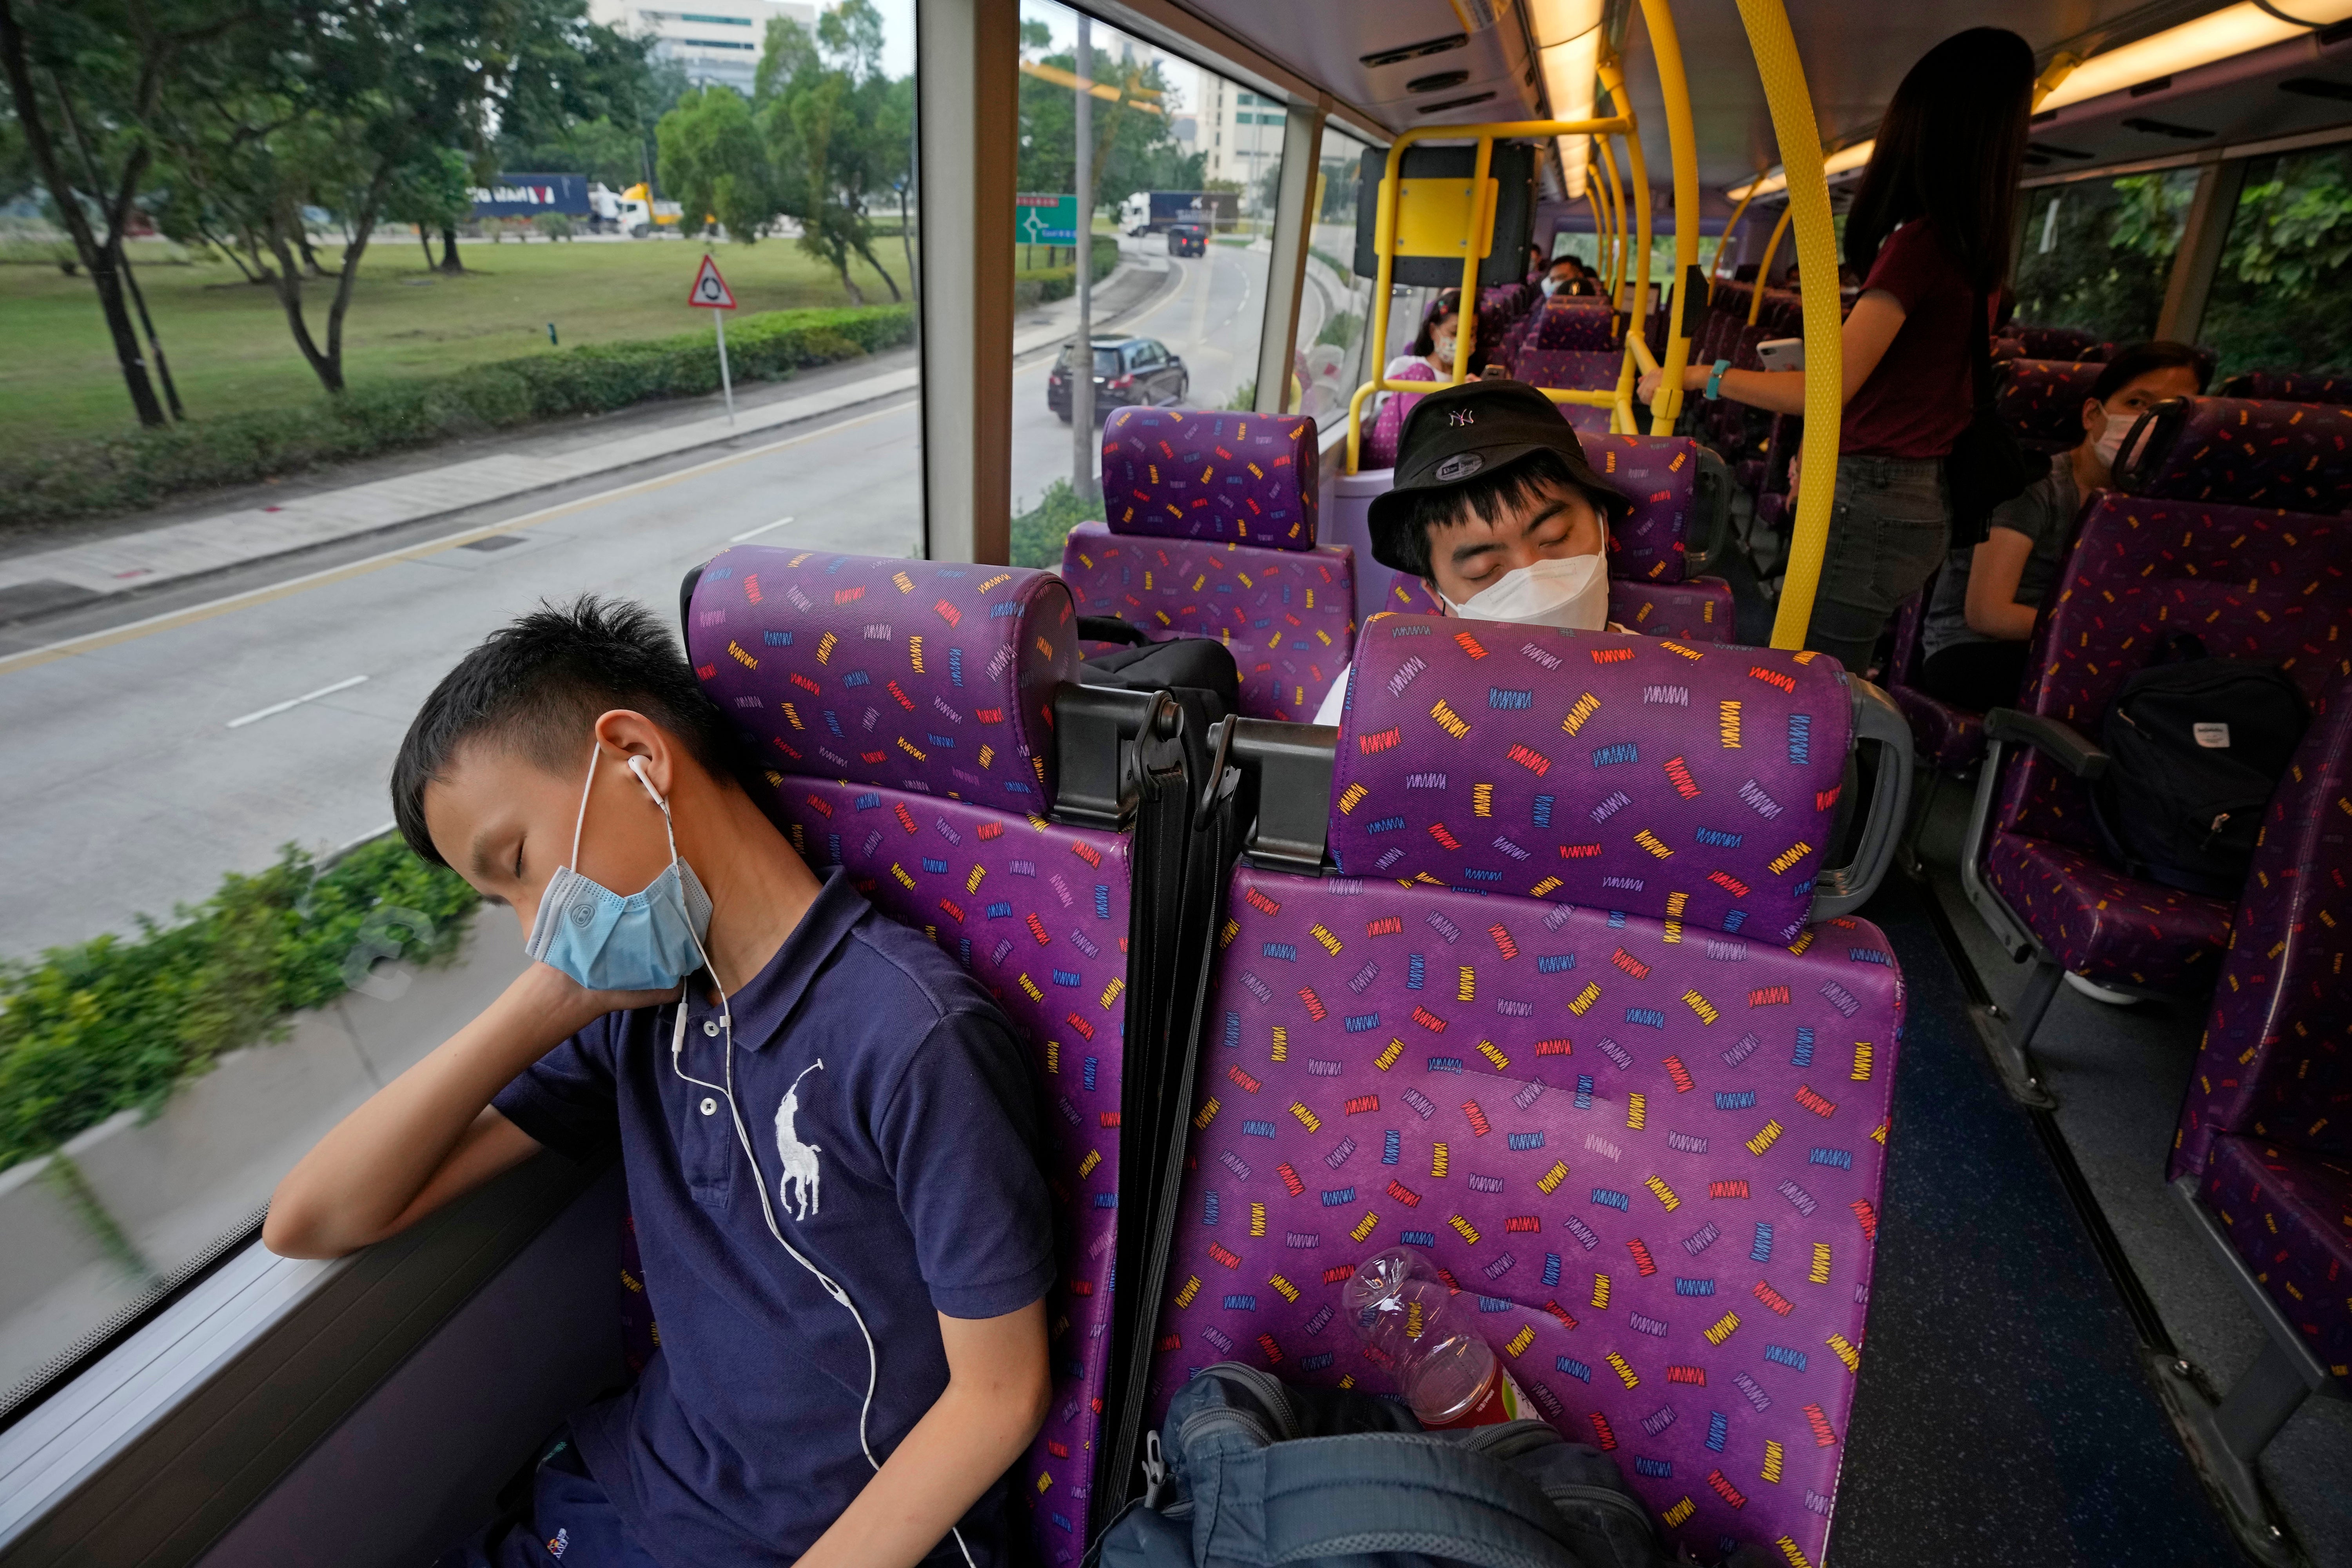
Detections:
[1544, 255, 1599, 297]
[1376, 289, 1477, 415]
[1918, 340, 2206, 711]
[265, 600, 1054, 1568]
[1316, 379, 1632, 725]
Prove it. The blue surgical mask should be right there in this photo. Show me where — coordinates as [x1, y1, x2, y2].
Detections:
[525, 746, 714, 992]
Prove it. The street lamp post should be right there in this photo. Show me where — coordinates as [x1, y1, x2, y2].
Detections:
[1071, 16, 1098, 503]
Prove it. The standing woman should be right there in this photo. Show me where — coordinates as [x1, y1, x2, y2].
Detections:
[1639, 28, 2036, 672]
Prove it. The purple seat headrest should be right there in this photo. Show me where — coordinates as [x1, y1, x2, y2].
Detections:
[1100, 407, 1320, 550]
[1995, 359, 2103, 449]
[1533, 298, 1617, 351]
[2116, 396, 2352, 515]
[1326, 615, 1850, 942]
[685, 549, 1076, 808]
[1584, 433, 1701, 585]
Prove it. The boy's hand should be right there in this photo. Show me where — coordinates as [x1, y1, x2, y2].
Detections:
[510, 960, 679, 1043]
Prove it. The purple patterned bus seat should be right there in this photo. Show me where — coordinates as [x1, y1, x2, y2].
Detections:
[1586, 434, 1702, 584]
[2119, 395, 2352, 512]
[1533, 297, 1620, 351]
[2197, 1139, 2352, 1387]
[1884, 586, 1985, 774]
[1977, 491, 2350, 993]
[2218, 369, 2352, 407]
[2013, 323, 2100, 361]
[686, 550, 1124, 1564]
[2169, 675, 2352, 1183]
[1366, 360, 1439, 471]
[1100, 407, 1320, 550]
[1995, 359, 2103, 454]
[1139, 614, 1906, 1564]
[1060, 523, 1356, 722]
[1325, 615, 1849, 942]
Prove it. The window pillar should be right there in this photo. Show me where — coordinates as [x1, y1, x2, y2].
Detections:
[917, 0, 1018, 564]
[2156, 158, 2247, 347]
[1254, 103, 1325, 414]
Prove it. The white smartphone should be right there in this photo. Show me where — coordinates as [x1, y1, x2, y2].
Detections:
[1756, 337, 1806, 371]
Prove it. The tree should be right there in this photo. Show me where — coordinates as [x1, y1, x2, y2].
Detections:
[656, 85, 772, 243]
[383, 144, 472, 270]
[1015, 42, 1195, 219]
[758, 1, 904, 302]
[0, 0, 243, 427]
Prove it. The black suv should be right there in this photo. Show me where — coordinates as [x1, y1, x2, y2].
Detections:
[1048, 336, 1190, 423]
[1166, 222, 1208, 257]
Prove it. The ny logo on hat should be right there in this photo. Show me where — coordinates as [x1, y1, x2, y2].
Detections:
[1448, 408, 1477, 426]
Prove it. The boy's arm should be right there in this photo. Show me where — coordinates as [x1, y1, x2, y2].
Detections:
[264, 963, 666, 1259]
[792, 1298, 1051, 1568]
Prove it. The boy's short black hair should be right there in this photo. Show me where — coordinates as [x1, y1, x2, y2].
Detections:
[1379, 448, 1602, 579]
[2089, 339, 2210, 405]
[390, 596, 741, 867]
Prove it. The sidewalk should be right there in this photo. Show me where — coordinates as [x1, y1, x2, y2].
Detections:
[0, 252, 1174, 622]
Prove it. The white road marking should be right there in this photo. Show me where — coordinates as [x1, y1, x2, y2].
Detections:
[0, 397, 917, 681]
[227, 673, 368, 729]
[730, 515, 797, 542]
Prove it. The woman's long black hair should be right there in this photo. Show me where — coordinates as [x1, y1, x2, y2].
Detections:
[1409, 290, 1463, 357]
[1843, 27, 2035, 290]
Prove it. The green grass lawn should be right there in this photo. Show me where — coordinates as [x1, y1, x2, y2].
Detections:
[0, 232, 918, 445]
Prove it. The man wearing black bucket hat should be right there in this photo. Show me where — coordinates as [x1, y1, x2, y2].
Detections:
[1315, 379, 1636, 724]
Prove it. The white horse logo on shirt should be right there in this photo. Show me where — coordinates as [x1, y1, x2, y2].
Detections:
[775, 1060, 825, 1221]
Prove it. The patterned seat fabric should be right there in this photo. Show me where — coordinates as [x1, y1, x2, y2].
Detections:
[1327, 617, 1849, 942]
[2199, 1138, 2352, 1383]
[1982, 835, 2231, 987]
[1100, 407, 1319, 550]
[1978, 488, 2349, 993]
[2169, 678, 2352, 1181]
[1062, 523, 1355, 722]
[686, 551, 1126, 1563]
[1365, 360, 1438, 471]
[1511, 349, 1624, 399]
[2218, 369, 2352, 407]
[1143, 614, 1904, 1568]
[1995, 359, 2100, 453]
[2013, 324, 2100, 361]
[1883, 588, 1985, 773]
[2118, 396, 2352, 512]
[1532, 297, 1619, 352]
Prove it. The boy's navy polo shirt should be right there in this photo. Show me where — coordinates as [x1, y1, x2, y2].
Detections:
[494, 868, 1056, 1566]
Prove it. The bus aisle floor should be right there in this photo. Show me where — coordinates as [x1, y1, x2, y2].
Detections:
[1830, 871, 2242, 1566]
[1892, 779, 2352, 1565]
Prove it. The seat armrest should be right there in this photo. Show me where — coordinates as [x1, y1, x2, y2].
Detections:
[1982, 708, 2108, 779]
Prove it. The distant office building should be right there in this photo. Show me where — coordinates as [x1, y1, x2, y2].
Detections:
[1198, 76, 1286, 205]
[587, 0, 815, 96]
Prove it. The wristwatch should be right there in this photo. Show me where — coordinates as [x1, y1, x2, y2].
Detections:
[1705, 359, 1731, 400]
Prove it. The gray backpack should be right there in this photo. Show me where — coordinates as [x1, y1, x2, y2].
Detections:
[1087, 1362, 1769, 1568]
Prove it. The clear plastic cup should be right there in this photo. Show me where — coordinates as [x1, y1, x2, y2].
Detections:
[1342, 1245, 1510, 1428]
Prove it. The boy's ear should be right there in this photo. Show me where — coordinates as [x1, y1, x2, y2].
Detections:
[591, 709, 680, 803]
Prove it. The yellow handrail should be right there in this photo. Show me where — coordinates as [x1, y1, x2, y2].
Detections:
[1638, 0, 1702, 430]
[1734, 0, 1841, 650]
[1596, 134, 1628, 311]
[1711, 181, 1761, 283]
[1746, 204, 1793, 325]
[1343, 113, 1635, 474]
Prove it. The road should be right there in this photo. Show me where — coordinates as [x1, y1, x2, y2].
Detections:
[0, 234, 1301, 960]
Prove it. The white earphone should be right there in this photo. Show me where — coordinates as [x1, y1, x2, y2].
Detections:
[626, 754, 666, 807]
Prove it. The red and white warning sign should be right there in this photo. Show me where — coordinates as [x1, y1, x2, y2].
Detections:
[688, 253, 737, 309]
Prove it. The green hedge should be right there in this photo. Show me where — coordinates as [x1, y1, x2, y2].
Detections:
[0, 303, 916, 530]
[1010, 476, 1098, 570]
[0, 839, 481, 1172]
[1013, 234, 1122, 311]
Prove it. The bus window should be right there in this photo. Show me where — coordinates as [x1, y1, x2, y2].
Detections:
[2200, 143, 2352, 383]
[1009, 4, 1283, 565]
[2012, 169, 2201, 344]
[1289, 123, 1380, 419]
[0, 0, 924, 1411]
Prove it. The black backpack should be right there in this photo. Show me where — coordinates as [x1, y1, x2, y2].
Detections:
[1078, 617, 1240, 786]
[2091, 635, 2308, 898]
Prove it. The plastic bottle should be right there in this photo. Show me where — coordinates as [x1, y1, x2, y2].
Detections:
[1342, 1246, 1520, 1428]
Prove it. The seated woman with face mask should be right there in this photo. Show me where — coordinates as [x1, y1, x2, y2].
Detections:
[1916, 340, 2207, 712]
[1315, 379, 1631, 726]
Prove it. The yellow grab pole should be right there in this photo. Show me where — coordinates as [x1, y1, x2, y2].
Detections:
[1343, 115, 1633, 472]
[1636, 0, 1701, 429]
[1596, 134, 1628, 312]
[1747, 204, 1793, 325]
[1734, 0, 1842, 651]
[1712, 182, 1760, 283]
[1598, 55, 1653, 339]
[1584, 190, 1608, 275]
[1451, 136, 1496, 385]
